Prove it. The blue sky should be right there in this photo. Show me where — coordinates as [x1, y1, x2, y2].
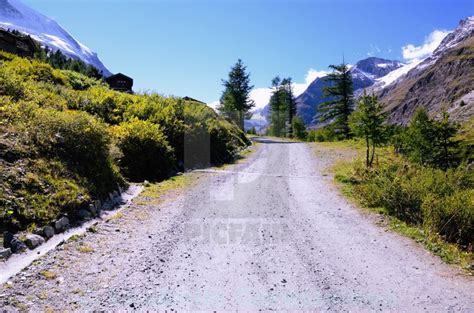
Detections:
[23, 0, 473, 107]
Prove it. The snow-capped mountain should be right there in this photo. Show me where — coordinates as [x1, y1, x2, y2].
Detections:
[0, 0, 111, 76]
[295, 57, 403, 126]
[378, 16, 474, 124]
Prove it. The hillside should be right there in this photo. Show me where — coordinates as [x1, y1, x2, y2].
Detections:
[0, 0, 111, 75]
[379, 17, 474, 124]
[0, 51, 249, 235]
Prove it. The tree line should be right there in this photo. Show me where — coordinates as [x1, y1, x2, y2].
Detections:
[218, 59, 306, 139]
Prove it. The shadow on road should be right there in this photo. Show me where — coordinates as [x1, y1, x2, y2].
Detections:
[251, 137, 298, 144]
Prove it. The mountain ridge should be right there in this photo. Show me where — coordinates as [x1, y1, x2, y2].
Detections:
[0, 0, 111, 76]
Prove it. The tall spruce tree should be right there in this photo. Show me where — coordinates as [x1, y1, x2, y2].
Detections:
[218, 59, 255, 130]
[269, 77, 297, 137]
[319, 62, 354, 139]
[269, 76, 284, 137]
[281, 78, 297, 137]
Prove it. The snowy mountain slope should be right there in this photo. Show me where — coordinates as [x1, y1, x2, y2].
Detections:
[0, 0, 111, 76]
[374, 17, 473, 91]
[378, 16, 474, 124]
[295, 57, 403, 126]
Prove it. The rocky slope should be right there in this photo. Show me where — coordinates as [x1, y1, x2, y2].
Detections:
[378, 17, 474, 124]
[0, 0, 111, 75]
[295, 57, 403, 126]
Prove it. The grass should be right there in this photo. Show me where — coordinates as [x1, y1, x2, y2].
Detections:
[77, 244, 94, 253]
[39, 270, 57, 280]
[136, 173, 197, 206]
[326, 143, 474, 273]
[68, 234, 83, 242]
[106, 211, 124, 222]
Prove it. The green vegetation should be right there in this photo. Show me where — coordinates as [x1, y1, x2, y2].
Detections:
[218, 59, 255, 130]
[0, 51, 249, 233]
[268, 77, 298, 138]
[318, 62, 354, 139]
[348, 93, 390, 167]
[329, 103, 474, 267]
[334, 153, 473, 269]
[394, 108, 460, 170]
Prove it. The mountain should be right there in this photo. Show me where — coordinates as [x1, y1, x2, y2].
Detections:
[0, 0, 111, 76]
[295, 57, 403, 126]
[378, 17, 474, 124]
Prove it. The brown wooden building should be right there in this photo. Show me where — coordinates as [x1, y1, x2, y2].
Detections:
[105, 73, 133, 93]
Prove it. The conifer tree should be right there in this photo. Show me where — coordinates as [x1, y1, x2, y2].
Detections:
[218, 59, 255, 130]
[349, 92, 388, 167]
[319, 62, 354, 139]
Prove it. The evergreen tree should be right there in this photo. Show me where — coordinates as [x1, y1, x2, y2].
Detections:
[269, 76, 284, 137]
[281, 78, 297, 137]
[269, 77, 297, 137]
[319, 62, 354, 139]
[433, 112, 460, 170]
[349, 92, 389, 167]
[292, 116, 307, 140]
[218, 59, 255, 130]
[396, 108, 460, 169]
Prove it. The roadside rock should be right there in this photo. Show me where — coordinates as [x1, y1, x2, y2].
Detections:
[42, 226, 55, 239]
[3, 231, 14, 248]
[0, 248, 12, 260]
[88, 204, 97, 217]
[24, 234, 45, 250]
[78, 209, 92, 220]
[10, 238, 27, 253]
[55, 217, 69, 233]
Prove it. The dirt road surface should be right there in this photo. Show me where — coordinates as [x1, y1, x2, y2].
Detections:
[1, 138, 473, 311]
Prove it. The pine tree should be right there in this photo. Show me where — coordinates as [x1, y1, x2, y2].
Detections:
[269, 76, 284, 137]
[218, 59, 255, 130]
[349, 92, 388, 167]
[281, 78, 296, 137]
[319, 62, 354, 139]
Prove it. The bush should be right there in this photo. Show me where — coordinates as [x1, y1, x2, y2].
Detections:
[423, 190, 474, 247]
[112, 119, 175, 181]
[31, 108, 121, 189]
[340, 154, 474, 248]
[395, 108, 460, 169]
[307, 125, 338, 142]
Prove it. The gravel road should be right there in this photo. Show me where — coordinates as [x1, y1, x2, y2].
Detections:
[1, 138, 473, 311]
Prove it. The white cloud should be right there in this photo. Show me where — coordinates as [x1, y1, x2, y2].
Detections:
[207, 100, 220, 110]
[249, 87, 273, 110]
[402, 30, 450, 63]
[208, 68, 329, 111]
[292, 68, 329, 98]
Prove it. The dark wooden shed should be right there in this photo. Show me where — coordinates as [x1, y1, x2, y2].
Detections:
[105, 73, 133, 93]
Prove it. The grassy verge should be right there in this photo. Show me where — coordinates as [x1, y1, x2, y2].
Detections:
[324, 143, 474, 273]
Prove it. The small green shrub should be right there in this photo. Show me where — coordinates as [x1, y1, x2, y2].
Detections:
[112, 119, 175, 181]
[423, 190, 474, 247]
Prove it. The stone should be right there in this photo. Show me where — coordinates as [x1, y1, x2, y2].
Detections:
[24, 234, 45, 250]
[0, 248, 12, 260]
[55, 217, 69, 232]
[10, 238, 27, 253]
[3, 231, 14, 248]
[88, 204, 97, 216]
[78, 209, 92, 220]
[42, 226, 55, 239]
